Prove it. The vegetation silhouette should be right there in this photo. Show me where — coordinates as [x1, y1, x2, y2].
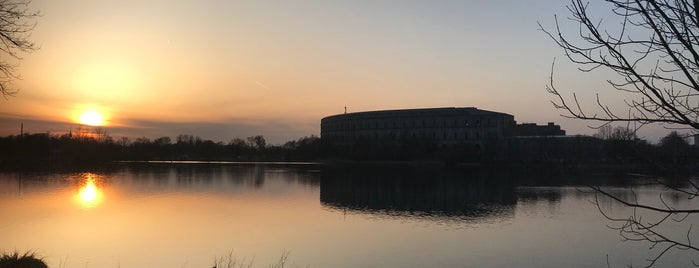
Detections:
[213, 251, 293, 268]
[0, 127, 697, 172]
[0, 131, 322, 170]
[0, 252, 47, 268]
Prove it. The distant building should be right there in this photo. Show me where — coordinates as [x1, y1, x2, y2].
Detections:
[512, 122, 566, 136]
[320, 107, 565, 148]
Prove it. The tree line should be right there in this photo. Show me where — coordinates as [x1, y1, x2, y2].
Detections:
[324, 130, 698, 169]
[0, 131, 321, 170]
[0, 127, 696, 170]
[492, 130, 698, 170]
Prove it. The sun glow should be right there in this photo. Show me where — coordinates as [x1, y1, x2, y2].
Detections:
[79, 110, 104, 126]
[75, 174, 103, 208]
[71, 104, 111, 127]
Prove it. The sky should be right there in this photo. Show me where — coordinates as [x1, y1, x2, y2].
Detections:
[0, 0, 687, 144]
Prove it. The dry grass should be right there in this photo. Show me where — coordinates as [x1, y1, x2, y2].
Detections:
[213, 251, 299, 268]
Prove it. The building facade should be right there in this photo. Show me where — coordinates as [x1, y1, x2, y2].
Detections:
[512, 122, 566, 136]
[321, 107, 517, 148]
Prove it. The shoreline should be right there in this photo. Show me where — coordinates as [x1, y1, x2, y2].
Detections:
[1, 158, 696, 176]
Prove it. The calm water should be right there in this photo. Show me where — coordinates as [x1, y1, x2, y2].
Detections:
[1, 164, 697, 267]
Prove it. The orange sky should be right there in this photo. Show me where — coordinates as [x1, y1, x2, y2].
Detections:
[0, 0, 682, 143]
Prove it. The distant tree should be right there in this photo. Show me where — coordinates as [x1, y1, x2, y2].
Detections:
[593, 125, 614, 140]
[593, 125, 637, 141]
[610, 126, 637, 141]
[659, 131, 692, 161]
[660, 131, 689, 148]
[246, 135, 266, 150]
[117, 137, 129, 147]
[133, 137, 150, 145]
[282, 135, 321, 160]
[0, 0, 38, 98]
[229, 138, 247, 147]
[176, 134, 192, 145]
[94, 127, 112, 143]
[225, 138, 251, 160]
[282, 140, 297, 150]
[154, 136, 171, 146]
[542, 1, 699, 266]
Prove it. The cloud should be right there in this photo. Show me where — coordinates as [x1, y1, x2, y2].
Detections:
[0, 114, 74, 136]
[255, 80, 272, 91]
[0, 115, 319, 144]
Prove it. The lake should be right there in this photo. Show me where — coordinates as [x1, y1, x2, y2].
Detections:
[1, 163, 697, 267]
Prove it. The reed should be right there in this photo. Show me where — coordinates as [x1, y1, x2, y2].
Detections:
[213, 251, 295, 268]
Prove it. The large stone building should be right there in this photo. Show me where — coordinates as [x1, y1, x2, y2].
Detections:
[321, 107, 565, 148]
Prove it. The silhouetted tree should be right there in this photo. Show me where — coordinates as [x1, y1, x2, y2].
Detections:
[229, 138, 246, 147]
[282, 135, 321, 160]
[610, 126, 637, 141]
[593, 125, 614, 140]
[660, 131, 690, 148]
[117, 137, 129, 147]
[594, 125, 637, 141]
[541, 0, 699, 132]
[542, 1, 699, 266]
[176, 134, 196, 145]
[0, 0, 38, 98]
[154, 136, 171, 146]
[659, 131, 693, 163]
[246, 135, 266, 150]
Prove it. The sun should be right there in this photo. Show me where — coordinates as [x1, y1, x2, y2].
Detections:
[79, 110, 104, 126]
[71, 104, 111, 127]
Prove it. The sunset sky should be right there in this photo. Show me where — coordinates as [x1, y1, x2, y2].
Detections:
[0, 0, 679, 144]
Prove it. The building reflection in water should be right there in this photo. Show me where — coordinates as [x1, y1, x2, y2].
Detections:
[319, 167, 517, 221]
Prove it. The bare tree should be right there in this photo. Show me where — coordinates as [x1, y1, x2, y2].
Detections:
[595, 124, 638, 140]
[541, 0, 699, 266]
[540, 0, 699, 132]
[0, 0, 38, 98]
[246, 135, 266, 150]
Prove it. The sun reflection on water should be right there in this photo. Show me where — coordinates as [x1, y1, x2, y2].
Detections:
[75, 174, 104, 208]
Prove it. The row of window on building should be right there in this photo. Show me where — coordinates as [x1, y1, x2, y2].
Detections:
[324, 117, 500, 131]
[325, 129, 497, 142]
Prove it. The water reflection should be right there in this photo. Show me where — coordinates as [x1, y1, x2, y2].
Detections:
[1, 164, 697, 268]
[320, 167, 517, 221]
[122, 163, 321, 189]
[317, 166, 667, 222]
[74, 173, 104, 208]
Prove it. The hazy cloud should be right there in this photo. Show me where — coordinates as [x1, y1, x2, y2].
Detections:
[0, 115, 319, 144]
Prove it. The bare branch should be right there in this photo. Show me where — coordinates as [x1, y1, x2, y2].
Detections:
[0, 0, 38, 98]
[541, 0, 699, 132]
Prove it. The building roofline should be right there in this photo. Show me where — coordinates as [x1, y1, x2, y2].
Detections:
[321, 107, 513, 121]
